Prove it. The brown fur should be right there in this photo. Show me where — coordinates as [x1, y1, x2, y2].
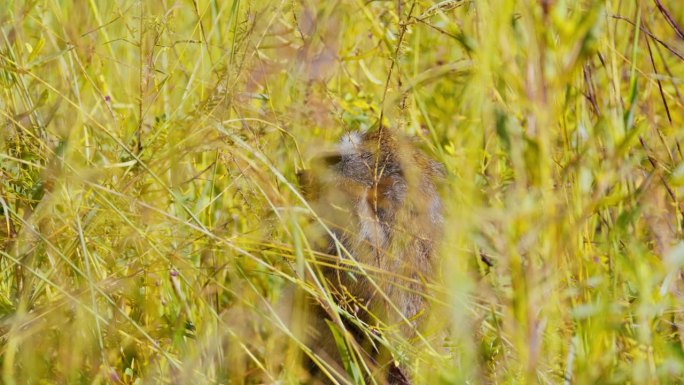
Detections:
[299, 129, 444, 384]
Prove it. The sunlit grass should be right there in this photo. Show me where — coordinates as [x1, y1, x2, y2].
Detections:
[1, 0, 683, 383]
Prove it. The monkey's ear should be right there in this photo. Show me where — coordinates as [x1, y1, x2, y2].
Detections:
[319, 151, 342, 167]
[321, 152, 342, 167]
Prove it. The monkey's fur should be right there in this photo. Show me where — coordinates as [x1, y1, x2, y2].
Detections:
[298, 129, 444, 384]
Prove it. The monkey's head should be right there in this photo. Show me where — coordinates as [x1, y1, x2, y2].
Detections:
[299, 130, 444, 261]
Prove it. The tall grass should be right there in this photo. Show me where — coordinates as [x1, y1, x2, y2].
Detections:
[0, 0, 683, 383]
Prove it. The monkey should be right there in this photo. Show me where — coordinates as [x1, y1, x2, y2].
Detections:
[297, 128, 444, 384]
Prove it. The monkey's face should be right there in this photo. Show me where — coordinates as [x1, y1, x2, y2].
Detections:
[299, 131, 438, 262]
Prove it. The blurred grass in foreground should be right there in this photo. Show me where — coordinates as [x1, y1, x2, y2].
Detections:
[1, 0, 684, 383]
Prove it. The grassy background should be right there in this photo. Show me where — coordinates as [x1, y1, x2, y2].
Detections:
[1, 0, 683, 383]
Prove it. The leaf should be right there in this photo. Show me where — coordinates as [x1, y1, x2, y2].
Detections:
[359, 59, 383, 85]
[325, 319, 366, 385]
[624, 6, 641, 132]
[27, 37, 45, 63]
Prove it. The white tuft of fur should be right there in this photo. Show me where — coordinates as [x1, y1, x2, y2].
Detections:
[338, 132, 363, 156]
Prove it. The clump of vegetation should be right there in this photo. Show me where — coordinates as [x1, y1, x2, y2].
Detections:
[0, 0, 683, 383]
